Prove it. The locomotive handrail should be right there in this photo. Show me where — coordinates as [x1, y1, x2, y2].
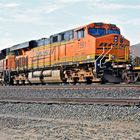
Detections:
[100, 45, 113, 68]
[94, 47, 105, 72]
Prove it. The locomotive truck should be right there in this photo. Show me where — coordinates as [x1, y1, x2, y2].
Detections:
[0, 22, 138, 85]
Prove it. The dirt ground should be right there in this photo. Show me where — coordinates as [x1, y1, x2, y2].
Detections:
[0, 114, 139, 140]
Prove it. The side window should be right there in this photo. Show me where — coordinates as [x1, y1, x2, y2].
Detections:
[38, 40, 43, 46]
[53, 36, 58, 43]
[88, 28, 106, 37]
[44, 38, 50, 45]
[38, 39, 47, 46]
[61, 33, 65, 41]
[60, 30, 74, 42]
[64, 32, 69, 41]
[69, 30, 74, 40]
[77, 29, 85, 39]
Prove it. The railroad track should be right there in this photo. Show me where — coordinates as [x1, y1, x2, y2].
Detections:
[0, 84, 140, 90]
[0, 97, 140, 106]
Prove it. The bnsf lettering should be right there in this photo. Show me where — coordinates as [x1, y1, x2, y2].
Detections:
[35, 49, 55, 57]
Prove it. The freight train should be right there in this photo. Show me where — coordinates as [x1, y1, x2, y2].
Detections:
[0, 22, 139, 85]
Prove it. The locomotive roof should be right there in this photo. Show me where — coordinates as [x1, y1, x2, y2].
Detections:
[10, 41, 29, 51]
[5, 22, 120, 52]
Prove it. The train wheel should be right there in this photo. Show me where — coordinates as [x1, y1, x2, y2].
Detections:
[73, 78, 79, 85]
[122, 72, 134, 84]
[86, 77, 92, 84]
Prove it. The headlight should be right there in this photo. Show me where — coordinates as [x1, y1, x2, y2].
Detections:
[114, 36, 118, 42]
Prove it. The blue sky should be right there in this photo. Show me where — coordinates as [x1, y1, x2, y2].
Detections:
[0, 0, 140, 49]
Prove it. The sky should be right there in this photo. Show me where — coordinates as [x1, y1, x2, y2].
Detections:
[0, 0, 140, 50]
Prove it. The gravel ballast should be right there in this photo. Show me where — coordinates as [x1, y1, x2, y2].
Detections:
[0, 103, 139, 122]
[0, 85, 140, 140]
[0, 102, 140, 140]
[0, 86, 140, 99]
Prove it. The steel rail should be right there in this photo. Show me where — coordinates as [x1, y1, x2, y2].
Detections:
[0, 97, 140, 106]
[0, 84, 140, 90]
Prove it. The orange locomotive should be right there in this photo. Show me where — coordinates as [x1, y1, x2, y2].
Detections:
[0, 22, 130, 85]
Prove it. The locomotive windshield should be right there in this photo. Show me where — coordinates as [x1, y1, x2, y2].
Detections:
[88, 28, 106, 37]
[107, 29, 120, 35]
[88, 28, 120, 37]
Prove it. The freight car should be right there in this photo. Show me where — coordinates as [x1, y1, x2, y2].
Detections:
[0, 22, 131, 85]
[121, 43, 140, 83]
